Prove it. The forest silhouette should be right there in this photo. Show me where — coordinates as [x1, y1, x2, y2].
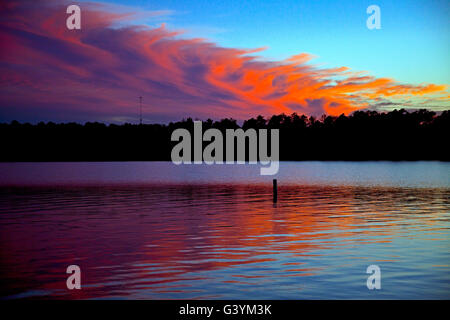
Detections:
[1, 109, 448, 161]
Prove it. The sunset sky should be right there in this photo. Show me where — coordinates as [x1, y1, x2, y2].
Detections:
[0, 0, 449, 123]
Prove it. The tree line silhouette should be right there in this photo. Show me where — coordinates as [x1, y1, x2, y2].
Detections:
[1, 109, 448, 161]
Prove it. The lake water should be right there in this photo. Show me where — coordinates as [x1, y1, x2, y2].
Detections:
[0, 161, 449, 299]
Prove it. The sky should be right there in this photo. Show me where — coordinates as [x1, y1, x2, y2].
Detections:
[0, 0, 449, 123]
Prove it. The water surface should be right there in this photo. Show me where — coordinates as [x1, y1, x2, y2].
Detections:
[0, 162, 449, 299]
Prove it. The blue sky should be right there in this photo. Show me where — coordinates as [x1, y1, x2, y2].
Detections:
[91, 0, 450, 85]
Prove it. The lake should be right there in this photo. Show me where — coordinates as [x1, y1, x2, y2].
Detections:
[0, 161, 449, 299]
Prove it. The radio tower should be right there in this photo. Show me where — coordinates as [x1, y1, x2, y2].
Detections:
[139, 96, 142, 125]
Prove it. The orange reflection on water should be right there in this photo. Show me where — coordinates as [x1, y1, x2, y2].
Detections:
[0, 184, 449, 299]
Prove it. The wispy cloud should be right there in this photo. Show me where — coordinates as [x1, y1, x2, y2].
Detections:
[0, 0, 448, 123]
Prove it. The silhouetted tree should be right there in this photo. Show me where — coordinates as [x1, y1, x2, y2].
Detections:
[0, 109, 448, 161]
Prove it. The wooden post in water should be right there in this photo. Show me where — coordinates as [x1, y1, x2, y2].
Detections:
[273, 179, 277, 203]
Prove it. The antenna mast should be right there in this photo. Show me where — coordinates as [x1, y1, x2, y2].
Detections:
[139, 96, 142, 125]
